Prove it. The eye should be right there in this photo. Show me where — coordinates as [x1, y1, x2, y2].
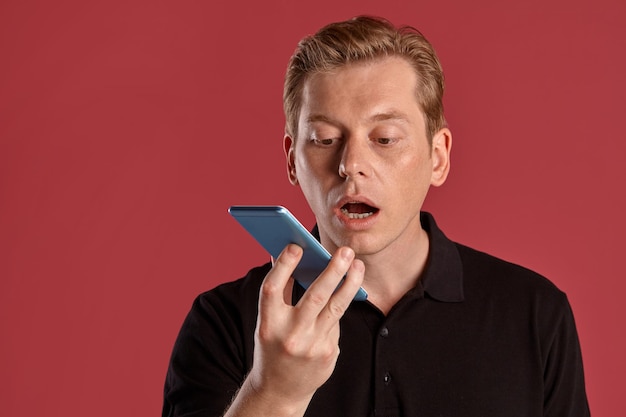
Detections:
[375, 137, 394, 145]
[312, 138, 337, 146]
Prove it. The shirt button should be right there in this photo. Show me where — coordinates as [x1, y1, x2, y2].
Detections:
[380, 327, 389, 337]
[384, 372, 391, 385]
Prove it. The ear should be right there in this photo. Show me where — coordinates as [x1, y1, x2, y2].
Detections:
[430, 127, 452, 187]
[283, 134, 298, 185]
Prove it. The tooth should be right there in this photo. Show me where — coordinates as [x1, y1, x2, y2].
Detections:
[341, 208, 374, 219]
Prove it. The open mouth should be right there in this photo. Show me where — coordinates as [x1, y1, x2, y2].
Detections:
[340, 202, 379, 219]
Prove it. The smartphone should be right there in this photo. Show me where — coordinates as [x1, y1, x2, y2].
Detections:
[228, 205, 368, 301]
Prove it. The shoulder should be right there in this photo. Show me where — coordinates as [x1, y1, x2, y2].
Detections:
[192, 262, 271, 321]
[453, 243, 579, 352]
[164, 264, 272, 413]
[455, 243, 568, 307]
[175, 262, 270, 344]
[170, 263, 270, 368]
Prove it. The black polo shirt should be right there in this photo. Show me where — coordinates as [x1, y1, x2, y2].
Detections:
[163, 212, 590, 417]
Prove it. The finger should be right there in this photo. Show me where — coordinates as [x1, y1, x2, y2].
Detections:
[295, 247, 355, 318]
[259, 244, 302, 313]
[319, 258, 364, 330]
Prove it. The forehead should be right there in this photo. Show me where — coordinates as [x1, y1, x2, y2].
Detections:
[299, 57, 423, 127]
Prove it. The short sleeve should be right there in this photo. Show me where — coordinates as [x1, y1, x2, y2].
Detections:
[542, 294, 590, 416]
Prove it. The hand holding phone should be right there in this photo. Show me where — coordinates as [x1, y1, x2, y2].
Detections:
[228, 205, 368, 301]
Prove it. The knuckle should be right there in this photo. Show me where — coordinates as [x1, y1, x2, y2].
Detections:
[320, 344, 339, 365]
[281, 335, 302, 356]
[256, 324, 272, 343]
[328, 258, 348, 277]
[327, 300, 345, 319]
[260, 279, 281, 299]
[307, 291, 327, 308]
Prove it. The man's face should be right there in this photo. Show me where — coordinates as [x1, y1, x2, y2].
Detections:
[284, 56, 451, 257]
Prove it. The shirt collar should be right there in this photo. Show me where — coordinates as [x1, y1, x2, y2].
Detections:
[418, 212, 464, 303]
[307, 212, 464, 303]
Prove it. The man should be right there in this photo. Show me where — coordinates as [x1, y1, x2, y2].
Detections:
[163, 16, 590, 417]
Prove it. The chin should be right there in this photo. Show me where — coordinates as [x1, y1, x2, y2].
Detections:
[338, 234, 382, 256]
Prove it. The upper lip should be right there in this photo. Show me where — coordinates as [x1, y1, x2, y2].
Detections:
[335, 195, 379, 211]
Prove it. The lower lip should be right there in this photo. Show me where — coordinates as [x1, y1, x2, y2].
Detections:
[335, 208, 380, 229]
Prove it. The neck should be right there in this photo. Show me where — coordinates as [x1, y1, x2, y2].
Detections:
[359, 227, 430, 315]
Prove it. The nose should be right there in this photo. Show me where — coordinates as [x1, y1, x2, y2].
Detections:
[338, 138, 371, 179]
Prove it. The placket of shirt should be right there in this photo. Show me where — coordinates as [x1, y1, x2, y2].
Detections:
[360, 308, 395, 416]
[368, 287, 426, 417]
[374, 318, 397, 417]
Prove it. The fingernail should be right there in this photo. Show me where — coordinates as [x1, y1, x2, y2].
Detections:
[287, 244, 301, 256]
[353, 258, 365, 272]
[341, 247, 354, 261]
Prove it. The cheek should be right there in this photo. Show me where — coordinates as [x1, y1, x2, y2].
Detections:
[295, 154, 325, 192]
[297, 148, 338, 179]
[390, 154, 432, 188]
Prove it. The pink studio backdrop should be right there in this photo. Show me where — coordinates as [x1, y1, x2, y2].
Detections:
[1, 0, 624, 416]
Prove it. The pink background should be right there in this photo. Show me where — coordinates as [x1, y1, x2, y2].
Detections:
[1, 0, 624, 415]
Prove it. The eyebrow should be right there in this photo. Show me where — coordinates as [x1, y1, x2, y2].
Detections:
[369, 110, 410, 123]
[305, 114, 336, 124]
[305, 110, 410, 125]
